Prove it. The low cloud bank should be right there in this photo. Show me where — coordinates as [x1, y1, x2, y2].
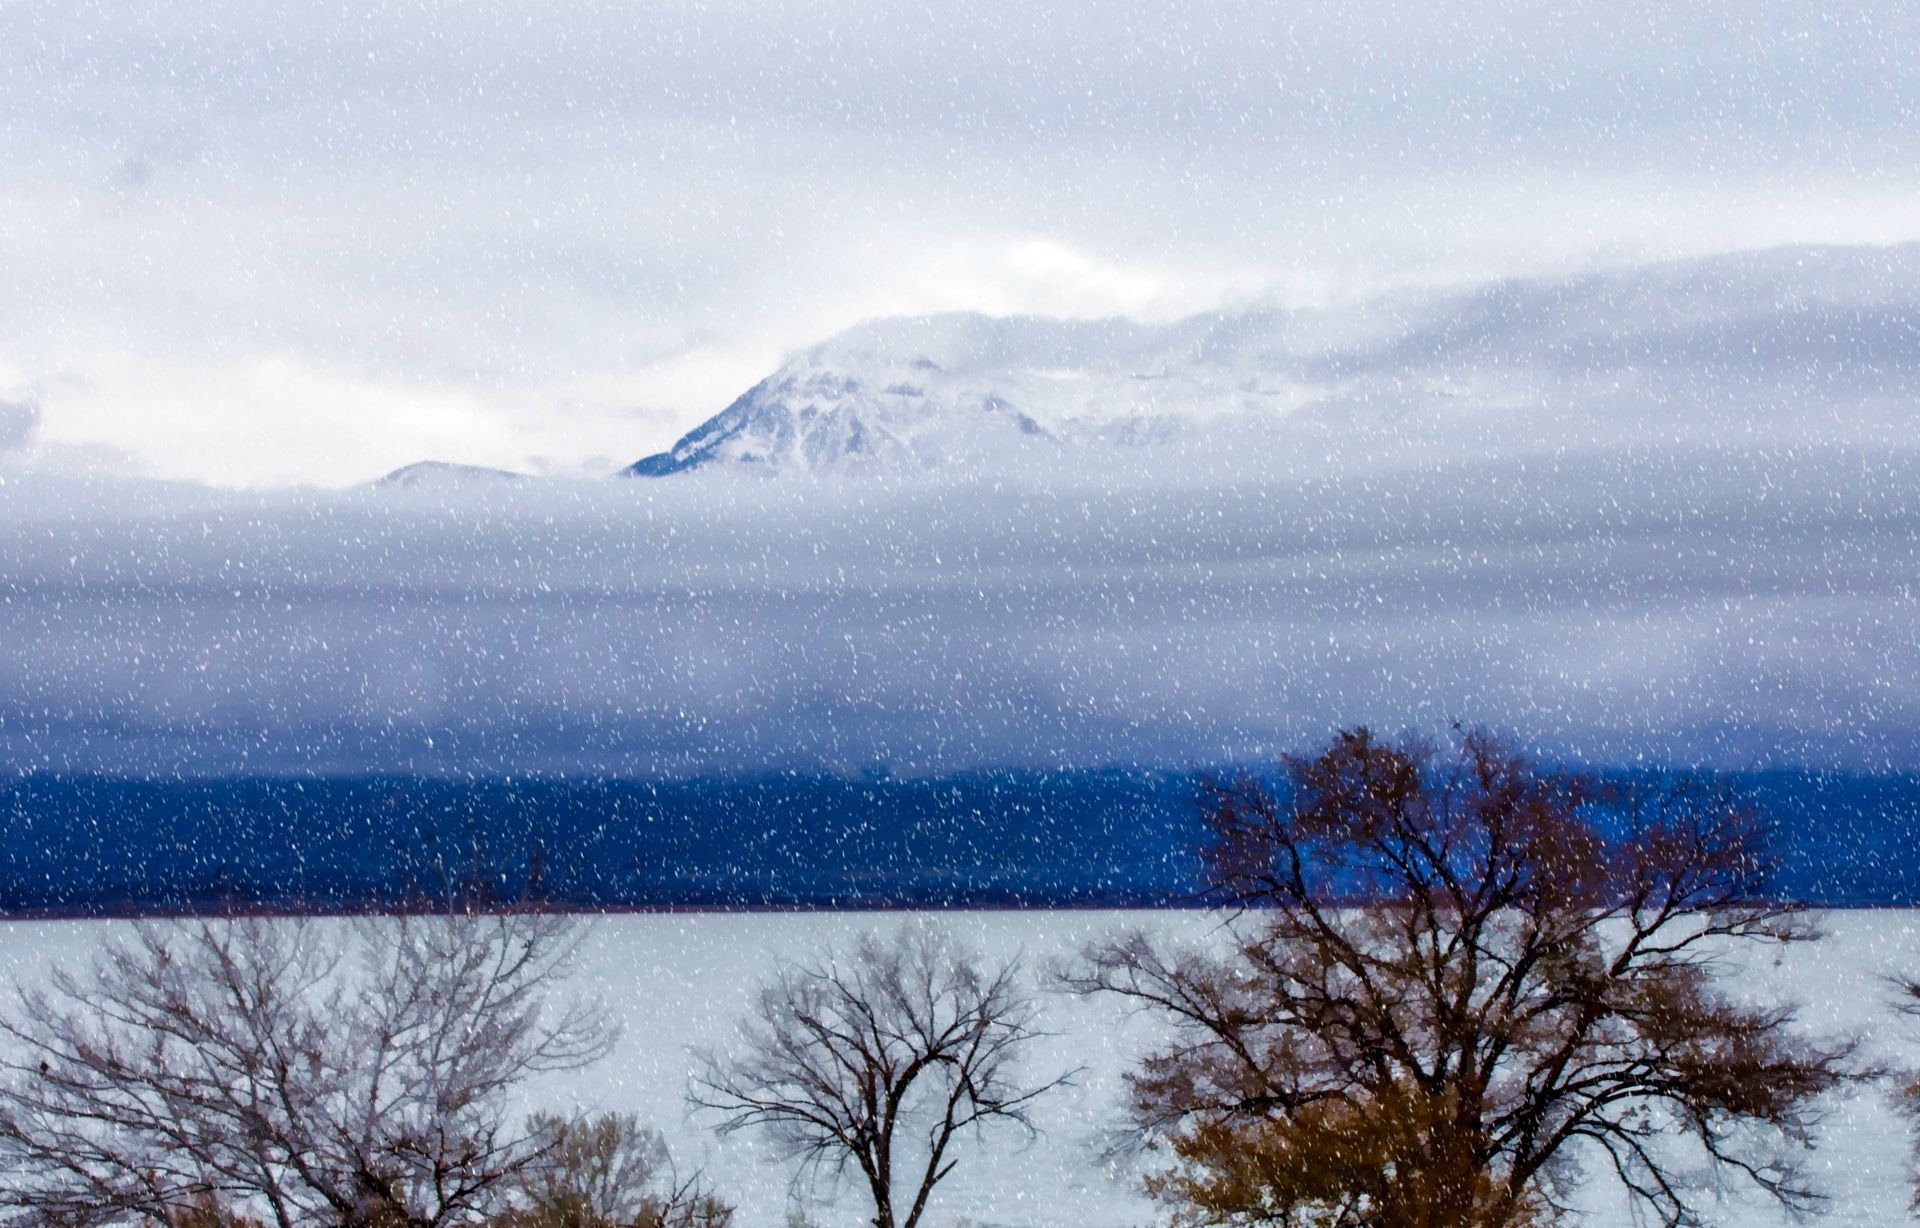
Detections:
[0, 438, 1913, 776]
[0, 399, 39, 454]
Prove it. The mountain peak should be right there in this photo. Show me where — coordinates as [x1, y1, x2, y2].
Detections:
[624, 243, 1920, 479]
[370, 461, 529, 489]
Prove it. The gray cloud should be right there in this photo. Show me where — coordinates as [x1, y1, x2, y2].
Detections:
[0, 437, 1913, 777]
[0, 399, 41, 454]
[11, 0, 1914, 160]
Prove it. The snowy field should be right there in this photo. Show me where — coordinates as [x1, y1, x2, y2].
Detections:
[2, 909, 1917, 1227]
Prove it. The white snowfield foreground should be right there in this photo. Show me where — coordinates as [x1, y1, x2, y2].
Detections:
[3, 909, 1916, 1227]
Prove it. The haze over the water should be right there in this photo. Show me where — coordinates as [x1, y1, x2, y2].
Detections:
[3, 0, 1918, 486]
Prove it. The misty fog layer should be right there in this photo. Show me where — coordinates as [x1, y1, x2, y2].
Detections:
[1, 439, 1912, 777]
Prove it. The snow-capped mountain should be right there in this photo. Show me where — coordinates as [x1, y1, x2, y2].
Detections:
[621, 313, 1317, 476]
[370, 461, 529, 489]
[624, 243, 1920, 477]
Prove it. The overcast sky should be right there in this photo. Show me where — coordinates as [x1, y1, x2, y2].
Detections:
[3, 0, 1917, 486]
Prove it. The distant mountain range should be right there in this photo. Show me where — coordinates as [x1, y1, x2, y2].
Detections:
[618, 242, 1920, 477]
[380, 242, 1920, 484]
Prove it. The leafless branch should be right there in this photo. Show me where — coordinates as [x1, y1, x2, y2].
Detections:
[0, 900, 614, 1228]
[690, 922, 1072, 1228]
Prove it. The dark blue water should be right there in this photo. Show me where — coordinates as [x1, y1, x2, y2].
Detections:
[0, 770, 1914, 914]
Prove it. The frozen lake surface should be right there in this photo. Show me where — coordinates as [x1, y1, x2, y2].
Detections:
[2, 909, 1917, 1227]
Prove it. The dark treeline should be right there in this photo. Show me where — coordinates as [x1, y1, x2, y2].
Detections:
[1, 769, 1917, 914]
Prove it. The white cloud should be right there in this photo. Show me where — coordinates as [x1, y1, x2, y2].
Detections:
[2, 0, 1918, 485]
[853, 238, 1216, 323]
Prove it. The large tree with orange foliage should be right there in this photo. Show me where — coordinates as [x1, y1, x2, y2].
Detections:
[1064, 727, 1856, 1228]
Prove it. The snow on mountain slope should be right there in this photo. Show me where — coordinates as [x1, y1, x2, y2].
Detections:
[370, 461, 530, 489]
[624, 243, 1920, 477]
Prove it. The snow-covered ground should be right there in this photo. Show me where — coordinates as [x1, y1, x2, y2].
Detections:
[2, 910, 1916, 1227]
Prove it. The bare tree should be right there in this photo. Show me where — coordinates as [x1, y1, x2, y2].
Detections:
[507, 1112, 733, 1228]
[690, 923, 1069, 1228]
[1886, 978, 1920, 1213]
[1061, 726, 1857, 1228]
[0, 904, 614, 1228]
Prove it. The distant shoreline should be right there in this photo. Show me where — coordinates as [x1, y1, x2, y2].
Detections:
[4, 768, 1916, 914]
[3, 898, 1908, 923]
